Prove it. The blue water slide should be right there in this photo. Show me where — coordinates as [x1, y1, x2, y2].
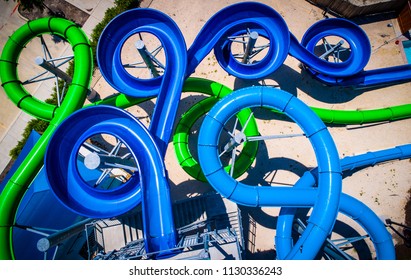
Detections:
[46, 7, 194, 257]
[45, 105, 177, 254]
[276, 191, 396, 260]
[197, 86, 342, 259]
[275, 144, 411, 259]
[97, 8, 187, 156]
[94, 9, 188, 255]
[292, 17, 411, 87]
[187, 1, 289, 79]
[43, 3, 281, 257]
[296, 18, 371, 77]
[341, 144, 411, 171]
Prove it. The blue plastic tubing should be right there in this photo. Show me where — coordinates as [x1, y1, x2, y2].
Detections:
[47, 2, 411, 256]
[97, 2, 289, 155]
[92, 3, 291, 255]
[275, 144, 411, 260]
[45, 106, 177, 253]
[290, 18, 371, 78]
[83, 8, 188, 254]
[290, 17, 411, 86]
[197, 86, 342, 260]
[97, 8, 187, 156]
[186, 2, 289, 79]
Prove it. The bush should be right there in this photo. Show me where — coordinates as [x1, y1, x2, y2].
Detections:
[9, 119, 49, 159]
[89, 0, 141, 67]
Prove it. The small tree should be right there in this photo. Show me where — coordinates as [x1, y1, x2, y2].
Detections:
[5, 0, 45, 11]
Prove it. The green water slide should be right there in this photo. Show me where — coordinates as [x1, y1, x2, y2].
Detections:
[173, 78, 411, 181]
[0, 17, 93, 259]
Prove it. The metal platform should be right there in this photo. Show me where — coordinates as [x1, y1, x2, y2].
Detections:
[91, 192, 244, 260]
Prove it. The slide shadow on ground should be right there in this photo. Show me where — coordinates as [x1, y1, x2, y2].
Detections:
[233, 64, 375, 104]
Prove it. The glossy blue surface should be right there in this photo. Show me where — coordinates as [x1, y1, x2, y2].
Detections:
[197, 86, 342, 259]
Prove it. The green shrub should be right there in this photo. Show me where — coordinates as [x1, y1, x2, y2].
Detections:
[90, 0, 141, 67]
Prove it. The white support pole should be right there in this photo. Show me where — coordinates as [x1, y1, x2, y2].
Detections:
[135, 40, 160, 77]
[35, 56, 72, 83]
[84, 153, 137, 171]
[35, 56, 99, 102]
[242, 31, 259, 64]
[37, 218, 94, 252]
[319, 40, 345, 60]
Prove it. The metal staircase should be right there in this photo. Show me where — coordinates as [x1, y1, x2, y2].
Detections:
[91, 192, 244, 260]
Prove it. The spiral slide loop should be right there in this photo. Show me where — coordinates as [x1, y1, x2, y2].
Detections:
[45, 105, 177, 253]
[44, 8, 187, 254]
[198, 86, 342, 259]
[97, 8, 187, 158]
[97, 9, 186, 98]
[276, 192, 396, 260]
[0, 17, 93, 121]
[0, 17, 92, 260]
[275, 145, 411, 259]
[45, 106, 146, 218]
[290, 18, 371, 78]
[186, 1, 289, 79]
[290, 17, 411, 86]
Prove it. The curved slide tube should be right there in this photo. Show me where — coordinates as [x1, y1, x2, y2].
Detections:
[97, 8, 187, 157]
[0, 17, 92, 121]
[276, 144, 411, 260]
[186, 2, 289, 80]
[82, 8, 187, 255]
[291, 18, 371, 78]
[0, 18, 93, 259]
[92, 3, 289, 255]
[45, 106, 176, 254]
[187, 1, 410, 87]
[174, 78, 411, 181]
[198, 86, 342, 259]
[276, 190, 396, 260]
[290, 17, 411, 87]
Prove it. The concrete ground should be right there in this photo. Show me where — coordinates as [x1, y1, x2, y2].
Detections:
[0, 0, 410, 259]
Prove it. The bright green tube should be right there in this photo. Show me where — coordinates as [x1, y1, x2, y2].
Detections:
[172, 78, 411, 180]
[0, 17, 92, 260]
[0, 17, 92, 121]
[312, 104, 411, 124]
[179, 79, 411, 125]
